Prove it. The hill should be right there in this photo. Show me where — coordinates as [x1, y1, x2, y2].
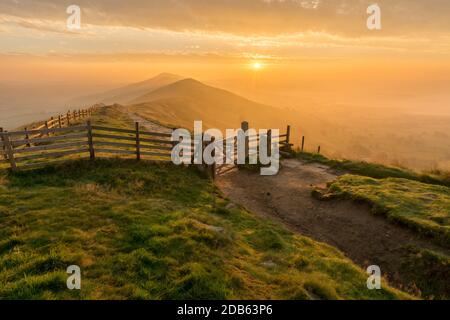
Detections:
[69, 73, 183, 107]
[126, 78, 292, 130]
[0, 159, 411, 300]
[0, 107, 410, 299]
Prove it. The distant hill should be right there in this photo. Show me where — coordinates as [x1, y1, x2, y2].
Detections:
[127, 78, 289, 130]
[69, 73, 183, 107]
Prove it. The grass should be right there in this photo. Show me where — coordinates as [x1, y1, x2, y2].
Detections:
[296, 152, 450, 188]
[401, 247, 450, 299]
[322, 174, 450, 247]
[0, 160, 410, 300]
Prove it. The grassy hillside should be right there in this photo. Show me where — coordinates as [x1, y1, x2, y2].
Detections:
[0, 160, 410, 300]
[322, 175, 450, 247]
[126, 78, 291, 131]
[319, 174, 450, 298]
[297, 152, 450, 188]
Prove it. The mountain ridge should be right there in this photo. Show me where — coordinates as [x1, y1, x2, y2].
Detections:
[69, 73, 184, 107]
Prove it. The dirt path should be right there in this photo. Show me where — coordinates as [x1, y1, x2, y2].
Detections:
[125, 111, 173, 134]
[216, 159, 449, 294]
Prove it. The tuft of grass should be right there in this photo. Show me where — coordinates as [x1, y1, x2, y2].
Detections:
[0, 159, 410, 300]
[323, 174, 450, 246]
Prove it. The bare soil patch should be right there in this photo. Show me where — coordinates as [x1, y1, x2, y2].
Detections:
[216, 159, 450, 296]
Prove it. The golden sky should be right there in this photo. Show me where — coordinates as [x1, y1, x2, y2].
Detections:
[0, 0, 449, 109]
[1, 0, 450, 56]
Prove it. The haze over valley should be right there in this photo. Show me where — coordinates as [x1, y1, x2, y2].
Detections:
[3, 72, 444, 171]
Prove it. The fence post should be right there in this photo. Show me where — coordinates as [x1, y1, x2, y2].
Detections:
[241, 121, 249, 160]
[267, 129, 272, 158]
[87, 120, 95, 160]
[24, 127, 31, 148]
[210, 137, 216, 180]
[286, 125, 291, 151]
[73, 110, 77, 121]
[45, 121, 49, 136]
[190, 132, 195, 165]
[0, 128, 7, 160]
[317, 146, 321, 154]
[3, 132, 16, 171]
[233, 136, 238, 165]
[67, 111, 71, 126]
[135, 122, 141, 161]
[301, 136, 305, 152]
[58, 115, 62, 128]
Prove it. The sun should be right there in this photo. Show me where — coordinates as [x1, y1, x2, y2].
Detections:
[251, 62, 263, 71]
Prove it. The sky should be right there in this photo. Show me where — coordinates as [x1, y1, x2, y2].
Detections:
[0, 0, 449, 113]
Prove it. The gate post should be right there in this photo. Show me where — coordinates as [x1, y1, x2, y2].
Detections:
[267, 129, 272, 158]
[241, 121, 249, 161]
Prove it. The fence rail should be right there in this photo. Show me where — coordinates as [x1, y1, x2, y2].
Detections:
[1, 119, 293, 178]
[0, 120, 176, 170]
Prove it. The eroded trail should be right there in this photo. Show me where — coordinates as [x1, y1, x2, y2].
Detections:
[216, 159, 449, 294]
[125, 110, 173, 134]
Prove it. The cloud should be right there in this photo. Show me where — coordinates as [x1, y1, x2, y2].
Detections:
[0, 0, 449, 37]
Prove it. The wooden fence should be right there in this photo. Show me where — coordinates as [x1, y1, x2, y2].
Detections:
[13, 106, 98, 140]
[0, 119, 292, 177]
[0, 121, 174, 170]
[212, 123, 292, 178]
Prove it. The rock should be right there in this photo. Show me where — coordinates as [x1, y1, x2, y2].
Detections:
[261, 260, 277, 268]
[225, 203, 237, 210]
